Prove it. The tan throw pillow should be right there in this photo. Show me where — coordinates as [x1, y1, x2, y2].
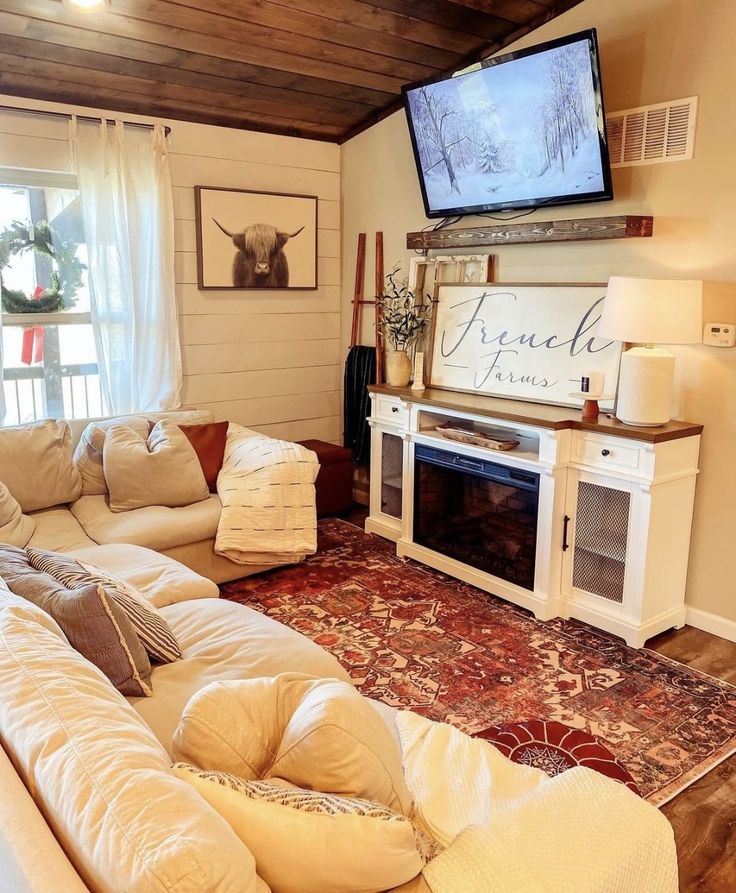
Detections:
[27, 547, 181, 665]
[0, 545, 152, 697]
[74, 411, 215, 497]
[171, 674, 414, 816]
[0, 611, 261, 893]
[174, 764, 430, 893]
[104, 420, 209, 513]
[73, 417, 150, 496]
[0, 481, 35, 547]
[0, 419, 82, 512]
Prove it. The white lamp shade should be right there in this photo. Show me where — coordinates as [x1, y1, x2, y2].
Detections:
[598, 277, 702, 344]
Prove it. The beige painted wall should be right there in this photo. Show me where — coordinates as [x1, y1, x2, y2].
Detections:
[0, 95, 341, 444]
[341, 0, 736, 623]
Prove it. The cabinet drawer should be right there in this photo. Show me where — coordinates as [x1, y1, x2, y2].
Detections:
[571, 432, 646, 474]
[374, 395, 408, 426]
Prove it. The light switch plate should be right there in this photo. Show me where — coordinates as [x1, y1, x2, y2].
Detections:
[703, 323, 736, 347]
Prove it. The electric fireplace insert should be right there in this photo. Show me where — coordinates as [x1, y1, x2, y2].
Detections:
[413, 444, 540, 591]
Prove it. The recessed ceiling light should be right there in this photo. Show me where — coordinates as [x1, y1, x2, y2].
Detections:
[64, 0, 110, 11]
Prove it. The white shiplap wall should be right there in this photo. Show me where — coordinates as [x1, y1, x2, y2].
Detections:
[0, 95, 342, 444]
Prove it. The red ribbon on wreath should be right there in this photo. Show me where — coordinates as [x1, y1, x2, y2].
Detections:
[20, 286, 46, 365]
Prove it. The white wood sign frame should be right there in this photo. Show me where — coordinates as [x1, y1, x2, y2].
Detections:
[427, 282, 621, 408]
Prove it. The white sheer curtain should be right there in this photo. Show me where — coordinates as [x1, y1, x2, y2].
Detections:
[0, 301, 5, 424]
[70, 118, 181, 415]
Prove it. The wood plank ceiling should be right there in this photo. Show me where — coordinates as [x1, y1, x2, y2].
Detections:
[0, 0, 584, 142]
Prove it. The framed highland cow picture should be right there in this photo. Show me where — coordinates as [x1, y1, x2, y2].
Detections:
[195, 186, 318, 290]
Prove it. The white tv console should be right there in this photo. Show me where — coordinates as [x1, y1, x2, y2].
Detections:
[366, 385, 702, 648]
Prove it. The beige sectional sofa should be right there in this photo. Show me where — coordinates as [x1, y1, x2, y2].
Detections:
[11, 409, 276, 583]
[0, 412, 679, 893]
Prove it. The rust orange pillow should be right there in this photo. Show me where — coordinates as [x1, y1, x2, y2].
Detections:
[145, 420, 229, 493]
[178, 421, 229, 493]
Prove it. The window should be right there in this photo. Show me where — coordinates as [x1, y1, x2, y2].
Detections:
[1, 173, 105, 426]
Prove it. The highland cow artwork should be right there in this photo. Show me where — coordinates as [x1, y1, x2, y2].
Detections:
[195, 187, 318, 290]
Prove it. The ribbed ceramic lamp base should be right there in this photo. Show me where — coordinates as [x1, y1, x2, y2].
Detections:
[616, 347, 675, 427]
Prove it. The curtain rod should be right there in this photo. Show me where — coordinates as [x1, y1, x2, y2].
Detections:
[0, 103, 172, 136]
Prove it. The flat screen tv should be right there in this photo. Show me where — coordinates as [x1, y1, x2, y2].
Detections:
[402, 29, 613, 218]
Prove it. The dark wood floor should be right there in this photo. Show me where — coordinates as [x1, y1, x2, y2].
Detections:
[342, 505, 736, 891]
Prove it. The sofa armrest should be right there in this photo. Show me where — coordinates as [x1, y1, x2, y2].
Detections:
[0, 742, 89, 893]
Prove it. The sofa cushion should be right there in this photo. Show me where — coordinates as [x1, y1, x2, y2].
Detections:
[173, 765, 425, 893]
[0, 545, 152, 697]
[104, 420, 210, 512]
[71, 494, 222, 552]
[172, 675, 413, 815]
[0, 609, 262, 893]
[74, 418, 149, 497]
[65, 543, 220, 607]
[73, 409, 214, 496]
[180, 421, 230, 493]
[0, 482, 35, 547]
[27, 506, 97, 551]
[27, 547, 181, 664]
[0, 419, 82, 512]
[0, 575, 69, 638]
[131, 598, 353, 750]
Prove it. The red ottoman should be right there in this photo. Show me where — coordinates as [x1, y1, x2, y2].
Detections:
[298, 439, 353, 518]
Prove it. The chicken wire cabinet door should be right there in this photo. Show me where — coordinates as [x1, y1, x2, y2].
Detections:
[366, 424, 405, 542]
[380, 432, 404, 519]
[573, 478, 632, 603]
[562, 470, 635, 611]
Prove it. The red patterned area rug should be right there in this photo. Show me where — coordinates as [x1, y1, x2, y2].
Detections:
[222, 519, 736, 806]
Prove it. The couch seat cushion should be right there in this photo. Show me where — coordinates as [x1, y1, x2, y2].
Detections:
[71, 494, 222, 551]
[130, 597, 352, 750]
[65, 543, 220, 607]
[27, 506, 97, 552]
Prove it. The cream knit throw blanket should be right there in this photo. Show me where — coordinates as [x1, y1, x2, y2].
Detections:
[396, 711, 679, 893]
[216, 424, 319, 566]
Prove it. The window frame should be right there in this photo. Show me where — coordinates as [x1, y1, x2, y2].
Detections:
[1, 168, 104, 424]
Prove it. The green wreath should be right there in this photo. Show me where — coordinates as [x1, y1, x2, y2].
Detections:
[0, 220, 85, 314]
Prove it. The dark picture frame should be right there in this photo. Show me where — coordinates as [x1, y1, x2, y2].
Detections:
[195, 186, 318, 290]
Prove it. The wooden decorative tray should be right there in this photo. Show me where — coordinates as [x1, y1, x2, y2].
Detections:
[435, 424, 519, 451]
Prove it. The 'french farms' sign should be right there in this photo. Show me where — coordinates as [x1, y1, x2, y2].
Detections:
[428, 283, 621, 408]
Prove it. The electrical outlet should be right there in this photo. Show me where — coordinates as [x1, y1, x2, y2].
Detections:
[703, 323, 736, 347]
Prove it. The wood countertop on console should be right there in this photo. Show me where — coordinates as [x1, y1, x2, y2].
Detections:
[368, 385, 703, 443]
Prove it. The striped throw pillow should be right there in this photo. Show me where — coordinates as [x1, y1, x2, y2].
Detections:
[27, 548, 181, 665]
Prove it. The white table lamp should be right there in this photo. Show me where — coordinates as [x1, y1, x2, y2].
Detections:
[598, 277, 702, 426]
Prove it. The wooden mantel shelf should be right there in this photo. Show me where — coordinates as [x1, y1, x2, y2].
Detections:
[406, 215, 654, 251]
[369, 385, 702, 444]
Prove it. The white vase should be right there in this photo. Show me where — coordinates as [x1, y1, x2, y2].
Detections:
[385, 348, 412, 387]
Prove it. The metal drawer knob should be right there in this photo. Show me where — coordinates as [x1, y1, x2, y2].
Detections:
[601, 449, 611, 457]
[391, 406, 399, 413]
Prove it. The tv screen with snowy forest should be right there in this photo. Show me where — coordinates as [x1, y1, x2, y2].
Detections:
[403, 29, 613, 218]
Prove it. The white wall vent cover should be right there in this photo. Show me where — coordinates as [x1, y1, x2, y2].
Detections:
[606, 96, 698, 167]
